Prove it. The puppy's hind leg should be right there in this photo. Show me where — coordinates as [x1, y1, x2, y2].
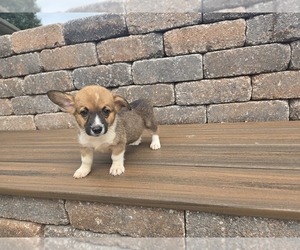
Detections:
[146, 116, 161, 150]
[129, 137, 142, 146]
[74, 147, 93, 178]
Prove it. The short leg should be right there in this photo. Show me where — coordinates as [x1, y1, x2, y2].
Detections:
[73, 147, 93, 178]
[145, 114, 161, 150]
[109, 147, 125, 176]
[150, 134, 161, 150]
[129, 137, 142, 146]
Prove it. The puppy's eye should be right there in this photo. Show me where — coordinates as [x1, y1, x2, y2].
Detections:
[102, 107, 111, 118]
[80, 108, 89, 118]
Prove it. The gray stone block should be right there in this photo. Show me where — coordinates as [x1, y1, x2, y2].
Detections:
[133, 54, 203, 84]
[289, 99, 300, 120]
[0, 99, 12, 116]
[73, 63, 132, 89]
[176, 76, 251, 105]
[291, 41, 300, 69]
[207, 101, 289, 123]
[0, 35, 13, 58]
[154, 105, 206, 124]
[246, 14, 275, 45]
[41, 43, 98, 71]
[0, 195, 69, 225]
[0, 53, 42, 78]
[126, 0, 202, 34]
[12, 24, 65, 54]
[186, 211, 300, 237]
[63, 14, 128, 45]
[252, 71, 300, 100]
[127, 13, 202, 35]
[24, 71, 74, 95]
[164, 19, 245, 56]
[97, 33, 164, 63]
[0, 116, 36, 131]
[203, 44, 290, 78]
[114, 84, 175, 107]
[65, 201, 185, 237]
[246, 13, 300, 45]
[203, 12, 252, 24]
[0, 218, 42, 237]
[11, 95, 59, 115]
[35, 113, 75, 130]
[273, 13, 300, 42]
[0, 78, 24, 98]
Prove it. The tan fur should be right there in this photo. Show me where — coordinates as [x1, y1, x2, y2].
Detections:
[47, 85, 161, 178]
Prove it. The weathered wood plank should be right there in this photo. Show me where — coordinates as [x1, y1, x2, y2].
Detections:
[0, 162, 299, 220]
[0, 121, 300, 220]
[1, 140, 300, 170]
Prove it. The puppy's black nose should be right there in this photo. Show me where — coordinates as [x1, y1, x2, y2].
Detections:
[91, 126, 102, 135]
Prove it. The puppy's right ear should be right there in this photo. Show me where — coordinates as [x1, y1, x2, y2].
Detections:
[47, 91, 76, 114]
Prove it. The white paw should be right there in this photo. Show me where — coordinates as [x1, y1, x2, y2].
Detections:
[130, 137, 142, 146]
[73, 167, 91, 179]
[150, 141, 161, 150]
[109, 164, 125, 176]
[150, 135, 161, 150]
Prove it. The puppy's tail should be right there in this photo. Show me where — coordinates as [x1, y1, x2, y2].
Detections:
[130, 99, 153, 113]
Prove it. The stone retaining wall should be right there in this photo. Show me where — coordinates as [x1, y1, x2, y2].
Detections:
[1, 1, 300, 239]
[1, 195, 300, 238]
[1, 10, 300, 130]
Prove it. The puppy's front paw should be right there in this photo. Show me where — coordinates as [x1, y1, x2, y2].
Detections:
[150, 141, 161, 150]
[109, 164, 125, 176]
[73, 167, 91, 179]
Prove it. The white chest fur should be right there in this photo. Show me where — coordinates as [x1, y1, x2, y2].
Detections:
[78, 120, 117, 152]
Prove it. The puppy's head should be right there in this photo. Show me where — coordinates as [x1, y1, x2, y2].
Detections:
[47, 85, 130, 137]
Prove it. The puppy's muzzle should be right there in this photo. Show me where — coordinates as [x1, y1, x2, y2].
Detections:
[86, 113, 107, 137]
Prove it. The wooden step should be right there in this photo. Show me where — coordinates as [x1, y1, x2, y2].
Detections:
[0, 121, 300, 220]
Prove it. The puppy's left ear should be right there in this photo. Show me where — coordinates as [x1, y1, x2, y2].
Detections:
[113, 94, 131, 112]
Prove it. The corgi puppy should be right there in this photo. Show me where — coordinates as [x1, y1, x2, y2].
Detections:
[47, 85, 161, 178]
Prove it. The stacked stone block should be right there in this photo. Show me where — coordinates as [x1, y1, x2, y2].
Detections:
[1, 12, 300, 130]
[1, 195, 300, 238]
